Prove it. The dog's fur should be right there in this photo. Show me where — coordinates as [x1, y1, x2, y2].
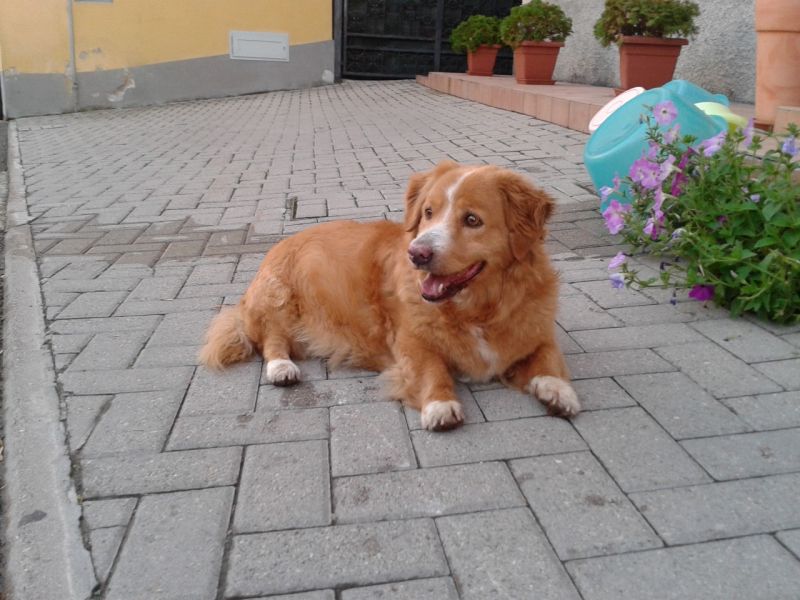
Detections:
[200, 161, 579, 430]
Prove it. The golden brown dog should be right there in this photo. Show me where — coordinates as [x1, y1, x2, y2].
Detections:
[200, 161, 580, 430]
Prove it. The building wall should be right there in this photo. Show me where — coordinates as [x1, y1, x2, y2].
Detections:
[524, 0, 756, 103]
[0, 0, 334, 118]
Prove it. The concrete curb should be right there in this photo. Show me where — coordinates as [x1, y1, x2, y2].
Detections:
[2, 122, 97, 599]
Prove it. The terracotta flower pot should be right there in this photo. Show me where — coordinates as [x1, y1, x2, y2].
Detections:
[513, 41, 564, 85]
[755, 0, 800, 128]
[618, 36, 688, 91]
[467, 45, 501, 76]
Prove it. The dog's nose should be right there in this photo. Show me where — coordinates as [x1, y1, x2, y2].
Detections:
[408, 244, 433, 267]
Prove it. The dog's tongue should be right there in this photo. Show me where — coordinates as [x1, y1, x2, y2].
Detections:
[420, 262, 484, 302]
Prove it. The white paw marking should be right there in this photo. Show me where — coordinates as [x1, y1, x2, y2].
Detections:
[420, 400, 465, 431]
[527, 376, 581, 417]
[266, 359, 301, 387]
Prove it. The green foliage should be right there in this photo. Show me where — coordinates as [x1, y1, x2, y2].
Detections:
[594, 0, 699, 47]
[500, 1, 573, 48]
[616, 114, 800, 324]
[449, 15, 502, 54]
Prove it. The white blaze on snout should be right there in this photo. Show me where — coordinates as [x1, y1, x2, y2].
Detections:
[410, 168, 478, 254]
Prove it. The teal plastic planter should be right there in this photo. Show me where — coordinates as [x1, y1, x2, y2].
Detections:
[585, 81, 729, 211]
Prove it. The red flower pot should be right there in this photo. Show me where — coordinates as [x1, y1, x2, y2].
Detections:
[618, 36, 688, 91]
[467, 44, 501, 76]
[513, 41, 564, 85]
[755, 0, 800, 128]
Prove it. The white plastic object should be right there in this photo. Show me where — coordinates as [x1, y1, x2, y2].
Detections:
[588, 87, 646, 133]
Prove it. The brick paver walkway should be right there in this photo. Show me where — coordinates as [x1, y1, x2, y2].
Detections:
[12, 80, 800, 599]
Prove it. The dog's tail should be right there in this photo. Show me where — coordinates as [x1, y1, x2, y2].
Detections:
[198, 305, 255, 369]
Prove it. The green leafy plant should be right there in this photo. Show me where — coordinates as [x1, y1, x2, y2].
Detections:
[449, 15, 502, 54]
[602, 102, 800, 324]
[500, 0, 573, 48]
[594, 0, 699, 47]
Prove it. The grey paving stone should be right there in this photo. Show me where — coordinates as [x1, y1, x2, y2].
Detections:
[754, 358, 800, 390]
[473, 386, 547, 420]
[510, 452, 662, 560]
[82, 498, 136, 530]
[89, 526, 125, 582]
[181, 362, 260, 415]
[326, 365, 379, 379]
[235, 440, 330, 532]
[691, 318, 800, 362]
[681, 429, 800, 480]
[127, 277, 186, 301]
[607, 302, 729, 325]
[566, 349, 675, 379]
[106, 487, 233, 600]
[555, 324, 583, 354]
[340, 578, 459, 600]
[405, 383, 485, 429]
[629, 473, 800, 544]
[259, 358, 327, 384]
[81, 390, 184, 457]
[168, 406, 328, 448]
[49, 315, 160, 335]
[412, 417, 586, 467]
[556, 295, 620, 331]
[437, 508, 580, 600]
[571, 378, 636, 410]
[258, 377, 382, 410]
[572, 407, 710, 492]
[43, 277, 140, 294]
[134, 344, 202, 367]
[250, 593, 334, 600]
[65, 395, 110, 451]
[57, 290, 129, 319]
[331, 402, 415, 476]
[61, 366, 194, 395]
[115, 296, 222, 316]
[722, 391, 800, 430]
[777, 529, 800, 560]
[225, 519, 448, 598]
[570, 323, 704, 352]
[656, 342, 783, 398]
[81, 446, 241, 497]
[148, 309, 216, 346]
[68, 329, 151, 371]
[334, 462, 525, 524]
[573, 280, 656, 309]
[567, 535, 800, 600]
[49, 332, 92, 354]
[616, 372, 749, 439]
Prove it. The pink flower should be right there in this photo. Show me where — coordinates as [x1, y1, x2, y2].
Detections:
[653, 101, 678, 126]
[602, 200, 631, 235]
[750, 193, 761, 203]
[630, 157, 662, 190]
[608, 252, 627, 270]
[647, 142, 659, 160]
[782, 136, 798, 157]
[688, 284, 714, 302]
[610, 273, 625, 289]
[643, 218, 659, 240]
[742, 118, 754, 148]
[700, 131, 726, 157]
[659, 155, 676, 182]
[664, 124, 681, 144]
[670, 149, 694, 196]
[653, 187, 665, 213]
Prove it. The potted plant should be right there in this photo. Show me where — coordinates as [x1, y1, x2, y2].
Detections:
[449, 15, 503, 77]
[755, 0, 800, 129]
[594, 0, 700, 92]
[500, 1, 573, 85]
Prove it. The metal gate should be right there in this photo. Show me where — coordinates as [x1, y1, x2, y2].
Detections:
[342, 0, 521, 79]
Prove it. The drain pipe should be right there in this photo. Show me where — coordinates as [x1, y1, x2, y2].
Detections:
[66, 0, 79, 112]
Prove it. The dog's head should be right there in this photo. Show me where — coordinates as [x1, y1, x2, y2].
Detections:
[404, 161, 554, 303]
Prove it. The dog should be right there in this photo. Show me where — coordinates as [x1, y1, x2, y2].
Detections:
[199, 160, 580, 430]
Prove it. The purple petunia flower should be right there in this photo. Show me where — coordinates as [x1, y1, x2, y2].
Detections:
[659, 155, 676, 183]
[670, 149, 694, 196]
[602, 199, 631, 235]
[671, 228, 685, 239]
[608, 252, 627, 270]
[782, 136, 798, 157]
[664, 124, 681, 144]
[630, 157, 662, 190]
[610, 273, 625, 289]
[742, 118, 754, 148]
[643, 217, 659, 240]
[717, 215, 729, 225]
[612, 175, 622, 189]
[653, 187, 665, 213]
[647, 142, 659, 160]
[700, 131, 726, 157]
[653, 101, 678, 126]
[750, 193, 761, 203]
[688, 284, 714, 302]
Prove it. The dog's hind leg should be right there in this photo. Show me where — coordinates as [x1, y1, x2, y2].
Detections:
[260, 326, 301, 387]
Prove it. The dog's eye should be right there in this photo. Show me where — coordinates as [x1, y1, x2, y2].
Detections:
[464, 213, 482, 228]
[424, 207, 433, 219]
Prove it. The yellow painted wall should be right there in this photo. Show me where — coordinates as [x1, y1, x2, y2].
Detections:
[73, 0, 332, 73]
[0, 0, 71, 75]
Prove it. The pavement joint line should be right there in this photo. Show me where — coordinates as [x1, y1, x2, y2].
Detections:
[2, 122, 98, 599]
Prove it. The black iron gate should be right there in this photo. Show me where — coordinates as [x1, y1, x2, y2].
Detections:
[342, 0, 521, 79]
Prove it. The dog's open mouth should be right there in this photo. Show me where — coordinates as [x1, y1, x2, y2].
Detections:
[420, 261, 485, 302]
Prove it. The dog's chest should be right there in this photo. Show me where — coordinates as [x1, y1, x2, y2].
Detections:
[464, 326, 501, 379]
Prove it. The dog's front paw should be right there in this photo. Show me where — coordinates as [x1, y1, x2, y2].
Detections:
[421, 400, 465, 431]
[266, 359, 301, 386]
[527, 376, 581, 417]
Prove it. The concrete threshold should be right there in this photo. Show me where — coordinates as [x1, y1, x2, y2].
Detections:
[417, 73, 755, 134]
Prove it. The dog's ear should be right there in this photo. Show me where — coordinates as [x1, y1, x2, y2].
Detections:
[404, 160, 460, 233]
[499, 170, 554, 261]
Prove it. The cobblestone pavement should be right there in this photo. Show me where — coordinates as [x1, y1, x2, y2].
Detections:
[12, 80, 800, 599]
